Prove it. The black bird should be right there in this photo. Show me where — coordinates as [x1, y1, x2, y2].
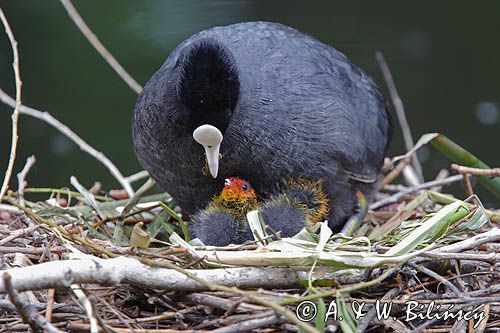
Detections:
[132, 21, 392, 231]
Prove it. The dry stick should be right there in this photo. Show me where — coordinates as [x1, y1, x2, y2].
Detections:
[407, 262, 464, 299]
[6, 196, 116, 257]
[370, 174, 463, 210]
[125, 170, 150, 184]
[452, 164, 500, 177]
[0, 224, 40, 246]
[357, 287, 401, 333]
[280, 267, 399, 305]
[462, 173, 474, 197]
[212, 314, 282, 333]
[95, 295, 138, 332]
[0, 245, 67, 254]
[0, 9, 22, 202]
[0, 90, 134, 197]
[3, 272, 63, 333]
[375, 52, 424, 183]
[59, 0, 142, 94]
[45, 253, 58, 326]
[16, 155, 36, 206]
[438, 228, 500, 253]
[379, 157, 411, 188]
[431, 169, 449, 192]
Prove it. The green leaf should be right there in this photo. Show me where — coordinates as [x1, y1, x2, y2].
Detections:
[338, 294, 356, 333]
[316, 298, 326, 332]
[160, 202, 190, 241]
[385, 201, 469, 256]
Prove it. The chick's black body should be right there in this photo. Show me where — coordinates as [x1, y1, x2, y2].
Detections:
[133, 21, 392, 230]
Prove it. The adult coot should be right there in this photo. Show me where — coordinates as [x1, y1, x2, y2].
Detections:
[132, 21, 392, 231]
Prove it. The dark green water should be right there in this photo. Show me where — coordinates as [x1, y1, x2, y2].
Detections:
[1, 1, 499, 204]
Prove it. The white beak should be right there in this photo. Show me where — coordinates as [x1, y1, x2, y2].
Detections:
[192, 124, 223, 178]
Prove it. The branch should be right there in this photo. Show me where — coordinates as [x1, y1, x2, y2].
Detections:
[3, 272, 63, 333]
[0, 256, 351, 294]
[370, 174, 463, 210]
[16, 155, 36, 206]
[0, 8, 22, 202]
[0, 89, 134, 197]
[438, 228, 500, 253]
[59, 0, 142, 94]
[452, 163, 500, 177]
[376, 52, 424, 183]
[125, 170, 150, 184]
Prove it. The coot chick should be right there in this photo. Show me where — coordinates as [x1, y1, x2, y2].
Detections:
[189, 177, 257, 246]
[189, 177, 328, 246]
[260, 178, 329, 237]
[132, 21, 392, 231]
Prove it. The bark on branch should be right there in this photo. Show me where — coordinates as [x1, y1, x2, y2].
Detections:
[0, 256, 361, 293]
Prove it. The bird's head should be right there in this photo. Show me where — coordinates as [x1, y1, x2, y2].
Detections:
[212, 177, 258, 216]
[219, 177, 257, 203]
[177, 39, 240, 178]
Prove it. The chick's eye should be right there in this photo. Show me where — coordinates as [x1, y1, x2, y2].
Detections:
[241, 184, 248, 191]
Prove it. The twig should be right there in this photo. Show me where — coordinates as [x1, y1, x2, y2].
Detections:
[0, 245, 67, 254]
[431, 169, 449, 192]
[462, 173, 474, 197]
[45, 253, 58, 326]
[16, 155, 36, 206]
[0, 9, 22, 202]
[182, 293, 264, 313]
[357, 287, 400, 333]
[59, 0, 142, 94]
[0, 224, 40, 246]
[212, 314, 282, 333]
[3, 272, 63, 333]
[376, 52, 424, 183]
[280, 266, 399, 305]
[71, 285, 99, 333]
[90, 296, 114, 333]
[418, 250, 500, 262]
[452, 164, 500, 177]
[407, 262, 464, 299]
[0, 90, 134, 196]
[125, 170, 150, 184]
[379, 157, 411, 188]
[95, 294, 138, 332]
[5, 196, 116, 257]
[438, 228, 500, 253]
[370, 174, 463, 210]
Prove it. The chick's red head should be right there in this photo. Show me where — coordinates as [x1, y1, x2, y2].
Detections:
[218, 177, 257, 203]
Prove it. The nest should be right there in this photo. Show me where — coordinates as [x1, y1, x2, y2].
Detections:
[0, 169, 499, 333]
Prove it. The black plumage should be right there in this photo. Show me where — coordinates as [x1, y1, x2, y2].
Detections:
[189, 177, 328, 246]
[132, 21, 392, 231]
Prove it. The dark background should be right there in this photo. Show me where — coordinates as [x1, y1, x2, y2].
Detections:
[0, 1, 499, 205]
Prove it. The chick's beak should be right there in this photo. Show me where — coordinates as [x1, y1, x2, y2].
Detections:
[193, 124, 223, 178]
